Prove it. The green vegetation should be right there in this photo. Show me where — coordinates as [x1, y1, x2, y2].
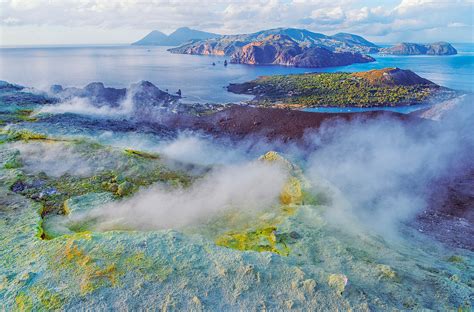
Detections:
[1, 129, 48, 142]
[229, 72, 436, 107]
[15, 292, 33, 311]
[4, 150, 22, 169]
[0, 109, 38, 125]
[447, 255, 464, 263]
[124, 148, 160, 159]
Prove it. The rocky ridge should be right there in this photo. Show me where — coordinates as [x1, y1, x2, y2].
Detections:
[166, 28, 458, 68]
[380, 42, 457, 55]
[229, 34, 374, 67]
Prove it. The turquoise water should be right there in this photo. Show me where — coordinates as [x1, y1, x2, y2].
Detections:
[0, 43, 472, 105]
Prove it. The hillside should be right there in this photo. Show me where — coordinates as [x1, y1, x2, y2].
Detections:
[169, 27, 379, 56]
[227, 68, 450, 107]
[229, 34, 374, 67]
[166, 27, 458, 59]
[380, 42, 457, 55]
[132, 27, 220, 46]
[330, 33, 379, 49]
[169, 28, 377, 68]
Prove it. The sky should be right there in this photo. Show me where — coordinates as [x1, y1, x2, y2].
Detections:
[0, 0, 473, 46]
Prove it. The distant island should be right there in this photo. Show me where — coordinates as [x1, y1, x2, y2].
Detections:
[380, 42, 457, 55]
[219, 34, 374, 68]
[132, 27, 458, 68]
[227, 68, 455, 108]
[168, 28, 377, 68]
[132, 27, 219, 46]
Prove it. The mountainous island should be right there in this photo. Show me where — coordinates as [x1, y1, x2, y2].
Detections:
[132, 27, 457, 68]
[132, 27, 219, 46]
[168, 28, 377, 67]
[228, 67, 455, 108]
[380, 42, 458, 55]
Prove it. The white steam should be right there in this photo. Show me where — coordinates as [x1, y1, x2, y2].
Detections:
[12, 142, 97, 177]
[157, 133, 250, 166]
[36, 84, 139, 117]
[30, 88, 473, 239]
[84, 161, 288, 230]
[305, 98, 473, 236]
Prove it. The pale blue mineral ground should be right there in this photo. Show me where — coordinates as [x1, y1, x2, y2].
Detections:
[0, 83, 472, 311]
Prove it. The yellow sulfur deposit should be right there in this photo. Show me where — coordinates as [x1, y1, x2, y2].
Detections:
[280, 177, 302, 205]
[215, 151, 308, 255]
[328, 274, 348, 295]
[215, 226, 290, 256]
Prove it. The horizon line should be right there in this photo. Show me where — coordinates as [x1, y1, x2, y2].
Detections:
[1, 41, 473, 49]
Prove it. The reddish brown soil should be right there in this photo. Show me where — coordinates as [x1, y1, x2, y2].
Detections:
[164, 105, 414, 142]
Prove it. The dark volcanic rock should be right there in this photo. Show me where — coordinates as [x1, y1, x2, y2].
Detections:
[130, 81, 179, 109]
[415, 167, 474, 250]
[381, 42, 457, 55]
[0, 81, 23, 92]
[82, 82, 126, 107]
[128, 81, 181, 121]
[163, 105, 415, 143]
[51, 81, 180, 118]
[11, 181, 26, 193]
[54, 82, 127, 107]
[38, 113, 177, 137]
[0, 82, 56, 107]
[49, 84, 63, 94]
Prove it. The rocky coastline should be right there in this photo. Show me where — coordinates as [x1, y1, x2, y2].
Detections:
[166, 28, 458, 68]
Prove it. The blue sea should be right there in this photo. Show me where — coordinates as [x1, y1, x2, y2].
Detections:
[0, 43, 472, 111]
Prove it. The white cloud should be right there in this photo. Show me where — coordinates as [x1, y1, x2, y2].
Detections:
[0, 0, 472, 44]
[2, 16, 20, 25]
[395, 0, 449, 13]
[9, 0, 42, 10]
[311, 7, 345, 25]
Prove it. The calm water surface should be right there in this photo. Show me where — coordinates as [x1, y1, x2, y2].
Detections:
[0, 43, 472, 108]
